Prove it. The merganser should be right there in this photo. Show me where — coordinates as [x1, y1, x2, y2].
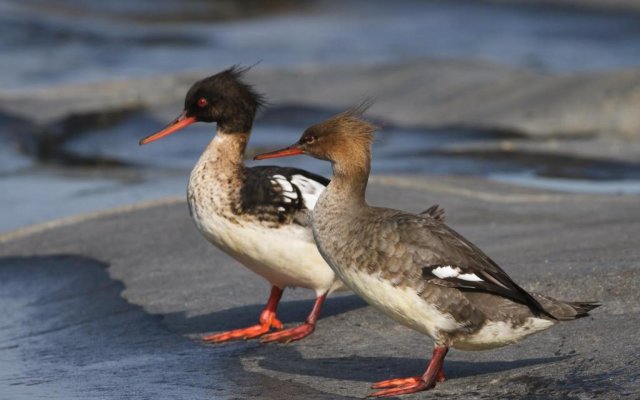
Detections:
[254, 108, 600, 396]
[138, 66, 340, 343]
[139, 68, 445, 344]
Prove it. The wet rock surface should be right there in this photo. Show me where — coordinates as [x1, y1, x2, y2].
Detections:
[1, 177, 638, 399]
[5, 60, 640, 138]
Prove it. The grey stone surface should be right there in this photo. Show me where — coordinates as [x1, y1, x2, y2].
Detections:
[1, 176, 638, 399]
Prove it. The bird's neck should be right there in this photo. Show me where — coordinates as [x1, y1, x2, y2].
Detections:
[197, 130, 249, 171]
[324, 150, 371, 209]
[190, 130, 249, 193]
[189, 130, 250, 215]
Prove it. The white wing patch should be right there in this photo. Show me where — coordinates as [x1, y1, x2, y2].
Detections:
[291, 174, 326, 209]
[271, 175, 298, 202]
[432, 265, 483, 282]
[270, 174, 327, 210]
[272, 175, 294, 192]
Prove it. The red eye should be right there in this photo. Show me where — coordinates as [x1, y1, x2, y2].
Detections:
[197, 97, 208, 108]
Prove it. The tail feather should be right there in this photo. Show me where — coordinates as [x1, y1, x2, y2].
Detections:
[533, 294, 601, 321]
[564, 301, 601, 318]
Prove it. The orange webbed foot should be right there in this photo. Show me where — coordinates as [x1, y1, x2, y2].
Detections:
[260, 322, 315, 344]
[368, 378, 435, 397]
[202, 310, 283, 343]
[369, 346, 448, 396]
[372, 366, 444, 389]
[371, 376, 422, 389]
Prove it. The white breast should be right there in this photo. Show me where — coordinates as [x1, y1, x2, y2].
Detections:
[338, 267, 464, 340]
[188, 178, 338, 295]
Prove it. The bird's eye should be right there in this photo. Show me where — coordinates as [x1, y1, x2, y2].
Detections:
[304, 135, 317, 144]
[197, 97, 208, 108]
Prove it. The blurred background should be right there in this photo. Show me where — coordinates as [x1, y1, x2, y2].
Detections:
[2, 0, 640, 232]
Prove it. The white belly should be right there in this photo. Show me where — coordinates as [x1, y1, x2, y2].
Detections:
[193, 209, 338, 295]
[338, 267, 463, 340]
[453, 318, 555, 351]
[325, 258, 555, 350]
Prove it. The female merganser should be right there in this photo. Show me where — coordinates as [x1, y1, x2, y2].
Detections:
[255, 109, 600, 396]
[138, 67, 340, 344]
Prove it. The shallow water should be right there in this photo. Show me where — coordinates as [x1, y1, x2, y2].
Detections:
[3, 0, 640, 90]
[3, 103, 640, 233]
[490, 173, 640, 194]
[4, 100, 640, 234]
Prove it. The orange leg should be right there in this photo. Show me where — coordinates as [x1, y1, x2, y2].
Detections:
[202, 286, 284, 343]
[260, 293, 327, 344]
[368, 346, 449, 397]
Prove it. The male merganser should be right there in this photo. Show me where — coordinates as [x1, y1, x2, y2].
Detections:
[138, 67, 340, 343]
[139, 68, 444, 344]
[255, 109, 600, 396]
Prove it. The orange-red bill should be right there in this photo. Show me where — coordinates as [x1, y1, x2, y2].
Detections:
[254, 145, 304, 160]
[139, 112, 196, 145]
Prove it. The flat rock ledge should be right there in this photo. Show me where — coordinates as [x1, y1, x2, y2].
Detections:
[0, 176, 638, 399]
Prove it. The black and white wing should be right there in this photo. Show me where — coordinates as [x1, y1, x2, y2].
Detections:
[422, 222, 553, 317]
[241, 166, 329, 227]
